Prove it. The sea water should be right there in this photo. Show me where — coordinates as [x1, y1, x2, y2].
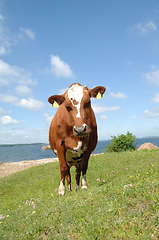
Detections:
[0, 137, 159, 164]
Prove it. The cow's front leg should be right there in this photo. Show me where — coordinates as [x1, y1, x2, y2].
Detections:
[59, 164, 67, 195]
[57, 144, 71, 195]
[59, 179, 65, 196]
[59, 163, 72, 195]
[75, 165, 81, 191]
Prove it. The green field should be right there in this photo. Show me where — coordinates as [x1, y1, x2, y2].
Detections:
[0, 150, 159, 239]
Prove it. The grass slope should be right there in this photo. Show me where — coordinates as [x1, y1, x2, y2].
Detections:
[0, 150, 159, 239]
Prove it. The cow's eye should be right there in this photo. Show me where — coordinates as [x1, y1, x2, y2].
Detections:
[84, 102, 90, 108]
[65, 106, 72, 112]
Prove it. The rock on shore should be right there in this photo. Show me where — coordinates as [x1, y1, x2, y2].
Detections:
[137, 142, 159, 150]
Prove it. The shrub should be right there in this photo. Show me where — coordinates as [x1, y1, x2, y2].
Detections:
[104, 131, 137, 153]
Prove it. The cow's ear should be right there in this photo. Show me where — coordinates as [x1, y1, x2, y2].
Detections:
[89, 86, 106, 99]
[48, 95, 65, 108]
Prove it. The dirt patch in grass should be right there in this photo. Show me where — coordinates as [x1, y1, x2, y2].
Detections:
[0, 153, 102, 178]
[0, 158, 58, 178]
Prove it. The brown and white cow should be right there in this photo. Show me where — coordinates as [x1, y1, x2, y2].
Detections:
[48, 83, 106, 195]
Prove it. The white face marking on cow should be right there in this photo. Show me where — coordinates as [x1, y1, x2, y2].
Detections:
[68, 84, 83, 118]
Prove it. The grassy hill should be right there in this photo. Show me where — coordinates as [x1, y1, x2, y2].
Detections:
[0, 150, 158, 239]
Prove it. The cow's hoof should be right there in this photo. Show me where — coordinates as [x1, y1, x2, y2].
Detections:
[81, 184, 88, 190]
[58, 190, 65, 196]
[81, 174, 88, 189]
[58, 181, 65, 195]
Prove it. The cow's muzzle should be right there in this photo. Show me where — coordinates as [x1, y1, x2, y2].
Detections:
[73, 124, 88, 137]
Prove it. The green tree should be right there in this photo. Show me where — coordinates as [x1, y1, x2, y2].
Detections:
[104, 131, 137, 153]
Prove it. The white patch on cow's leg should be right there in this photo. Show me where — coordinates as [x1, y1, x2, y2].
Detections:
[67, 175, 71, 191]
[58, 180, 65, 196]
[68, 184, 71, 191]
[76, 185, 79, 191]
[68, 84, 83, 118]
[81, 174, 88, 189]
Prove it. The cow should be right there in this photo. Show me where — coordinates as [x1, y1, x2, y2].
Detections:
[48, 83, 106, 195]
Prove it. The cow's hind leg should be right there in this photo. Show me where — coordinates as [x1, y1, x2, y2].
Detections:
[57, 144, 70, 196]
[80, 158, 89, 190]
[81, 174, 88, 189]
[75, 165, 81, 191]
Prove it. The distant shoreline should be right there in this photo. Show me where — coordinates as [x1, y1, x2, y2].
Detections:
[0, 136, 159, 147]
[0, 143, 46, 147]
[1, 137, 159, 164]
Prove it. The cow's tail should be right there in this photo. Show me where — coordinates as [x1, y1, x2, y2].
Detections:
[42, 145, 51, 151]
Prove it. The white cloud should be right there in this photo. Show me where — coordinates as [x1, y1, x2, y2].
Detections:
[0, 125, 49, 144]
[130, 21, 157, 35]
[59, 88, 68, 95]
[0, 115, 20, 125]
[43, 113, 53, 123]
[110, 92, 128, 99]
[144, 69, 159, 86]
[0, 13, 35, 55]
[100, 115, 108, 120]
[92, 104, 120, 114]
[150, 65, 158, 70]
[14, 85, 33, 96]
[0, 60, 43, 111]
[0, 94, 45, 111]
[0, 14, 4, 20]
[19, 27, 35, 39]
[0, 45, 7, 55]
[50, 54, 75, 78]
[0, 107, 6, 114]
[0, 59, 37, 87]
[146, 22, 157, 31]
[0, 93, 19, 103]
[152, 93, 159, 103]
[0, 18, 12, 55]
[19, 98, 45, 111]
[144, 106, 159, 118]
[127, 61, 133, 66]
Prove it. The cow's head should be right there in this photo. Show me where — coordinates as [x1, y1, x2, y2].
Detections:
[48, 83, 106, 137]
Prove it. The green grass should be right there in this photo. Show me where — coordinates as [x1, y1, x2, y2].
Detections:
[0, 150, 159, 239]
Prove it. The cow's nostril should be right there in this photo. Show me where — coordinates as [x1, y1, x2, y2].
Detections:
[74, 127, 79, 135]
[83, 125, 87, 133]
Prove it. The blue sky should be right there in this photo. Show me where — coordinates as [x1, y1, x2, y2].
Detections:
[0, 0, 159, 144]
